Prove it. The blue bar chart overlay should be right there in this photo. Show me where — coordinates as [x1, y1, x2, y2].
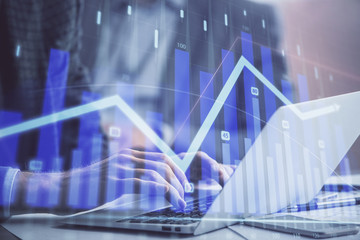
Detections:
[0, 111, 22, 168]
[174, 49, 190, 154]
[37, 49, 70, 172]
[222, 49, 240, 165]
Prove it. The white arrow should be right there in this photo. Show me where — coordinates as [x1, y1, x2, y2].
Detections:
[0, 56, 350, 172]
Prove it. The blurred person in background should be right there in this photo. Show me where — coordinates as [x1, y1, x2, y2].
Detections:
[0, 0, 249, 221]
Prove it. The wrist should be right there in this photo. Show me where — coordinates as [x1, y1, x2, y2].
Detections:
[10, 171, 66, 215]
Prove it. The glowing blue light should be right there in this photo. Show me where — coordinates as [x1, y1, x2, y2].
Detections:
[16, 45, 21, 57]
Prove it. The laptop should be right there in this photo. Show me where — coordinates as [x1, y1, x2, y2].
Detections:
[62, 91, 360, 235]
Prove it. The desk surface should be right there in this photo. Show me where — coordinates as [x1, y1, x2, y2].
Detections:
[3, 175, 360, 240]
[3, 209, 360, 240]
[2, 214, 244, 240]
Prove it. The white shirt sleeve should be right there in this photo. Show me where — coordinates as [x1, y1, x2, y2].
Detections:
[0, 167, 19, 219]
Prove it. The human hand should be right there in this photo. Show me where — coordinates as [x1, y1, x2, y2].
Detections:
[10, 150, 234, 216]
[178, 151, 236, 187]
[74, 149, 189, 209]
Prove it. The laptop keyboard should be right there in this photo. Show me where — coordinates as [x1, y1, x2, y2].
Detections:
[117, 195, 215, 225]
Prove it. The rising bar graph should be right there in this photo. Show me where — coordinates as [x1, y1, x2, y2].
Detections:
[47, 157, 63, 207]
[302, 147, 315, 205]
[77, 91, 102, 209]
[37, 49, 69, 172]
[0, 52, 345, 174]
[252, 98, 261, 138]
[199, 71, 216, 160]
[87, 133, 103, 208]
[252, 96, 268, 213]
[26, 175, 41, 207]
[298, 76, 318, 199]
[317, 103, 335, 193]
[222, 49, 240, 165]
[174, 49, 190, 154]
[241, 32, 256, 142]
[261, 46, 278, 166]
[0, 111, 22, 168]
[275, 143, 287, 210]
[283, 127, 297, 204]
[266, 156, 277, 213]
[222, 142, 236, 213]
[244, 138, 257, 214]
[0, 48, 356, 217]
[144, 111, 164, 209]
[68, 149, 83, 208]
[0, 38, 355, 213]
[0, 0, 357, 219]
[200, 71, 217, 186]
[106, 84, 134, 203]
[261, 46, 277, 121]
[210, 90, 360, 217]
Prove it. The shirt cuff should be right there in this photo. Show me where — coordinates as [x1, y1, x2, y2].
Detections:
[2, 168, 20, 219]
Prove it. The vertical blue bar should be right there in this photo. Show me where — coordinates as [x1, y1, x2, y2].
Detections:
[106, 84, 134, 203]
[281, 80, 294, 103]
[316, 113, 334, 193]
[281, 77, 304, 201]
[252, 97, 263, 208]
[115, 84, 134, 132]
[298, 74, 309, 102]
[105, 154, 117, 203]
[200, 71, 216, 159]
[174, 49, 190, 154]
[68, 149, 82, 208]
[0, 111, 22, 167]
[200, 71, 217, 184]
[261, 47, 276, 121]
[261, 47, 278, 160]
[222, 50, 239, 164]
[37, 49, 69, 172]
[52, 157, 63, 172]
[241, 32, 255, 142]
[26, 176, 40, 206]
[47, 157, 63, 206]
[78, 92, 101, 167]
[87, 133, 103, 208]
[145, 112, 164, 209]
[146, 111, 163, 149]
[335, 126, 351, 177]
[252, 98, 261, 137]
[198, 180, 208, 214]
[77, 91, 101, 209]
[34, 48, 69, 209]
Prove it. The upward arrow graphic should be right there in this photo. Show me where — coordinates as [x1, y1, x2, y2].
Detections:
[0, 56, 346, 172]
